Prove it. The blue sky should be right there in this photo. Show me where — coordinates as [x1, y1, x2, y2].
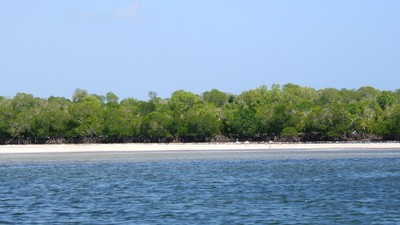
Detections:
[1, 1, 399, 100]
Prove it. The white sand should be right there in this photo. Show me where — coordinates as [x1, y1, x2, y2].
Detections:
[1, 142, 400, 154]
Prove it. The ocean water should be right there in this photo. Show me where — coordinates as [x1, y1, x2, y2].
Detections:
[1, 149, 400, 224]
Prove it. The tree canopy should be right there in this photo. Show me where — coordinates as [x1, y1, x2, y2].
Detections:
[1, 84, 399, 144]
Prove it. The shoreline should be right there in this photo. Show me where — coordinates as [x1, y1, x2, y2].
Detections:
[1, 142, 400, 154]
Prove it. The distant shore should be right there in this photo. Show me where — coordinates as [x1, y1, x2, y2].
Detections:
[1, 142, 400, 154]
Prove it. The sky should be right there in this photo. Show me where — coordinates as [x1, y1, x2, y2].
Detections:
[1, 0, 400, 100]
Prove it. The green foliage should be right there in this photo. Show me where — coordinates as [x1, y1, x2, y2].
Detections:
[281, 127, 299, 142]
[237, 85, 269, 107]
[356, 86, 379, 101]
[317, 88, 340, 105]
[106, 91, 119, 106]
[377, 91, 394, 109]
[2, 84, 400, 143]
[32, 97, 71, 139]
[202, 89, 229, 107]
[141, 111, 173, 140]
[256, 103, 304, 138]
[231, 106, 258, 138]
[104, 107, 140, 137]
[72, 88, 88, 103]
[170, 90, 199, 113]
[376, 105, 400, 138]
[69, 95, 104, 138]
[181, 104, 221, 139]
[0, 98, 13, 139]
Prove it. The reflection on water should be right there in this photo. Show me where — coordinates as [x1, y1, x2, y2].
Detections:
[1, 149, 400, 224]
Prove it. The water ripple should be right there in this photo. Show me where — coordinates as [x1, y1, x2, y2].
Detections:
[1, 158, 400, 224]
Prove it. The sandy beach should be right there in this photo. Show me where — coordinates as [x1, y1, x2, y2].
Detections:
[1, 142, 400, 154]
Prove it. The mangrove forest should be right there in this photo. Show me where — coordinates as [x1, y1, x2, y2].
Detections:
[1, 84, 400, 144]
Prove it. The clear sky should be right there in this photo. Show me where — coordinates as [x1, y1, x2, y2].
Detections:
[1, 1, 399, 100]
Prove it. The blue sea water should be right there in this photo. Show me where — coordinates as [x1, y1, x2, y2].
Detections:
[1, 150, 400, 224]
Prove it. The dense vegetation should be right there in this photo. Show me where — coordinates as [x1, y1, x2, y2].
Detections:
[1, 84, 400, 144]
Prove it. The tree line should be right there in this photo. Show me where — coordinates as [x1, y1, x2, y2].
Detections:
[1, 84, 400, 144]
